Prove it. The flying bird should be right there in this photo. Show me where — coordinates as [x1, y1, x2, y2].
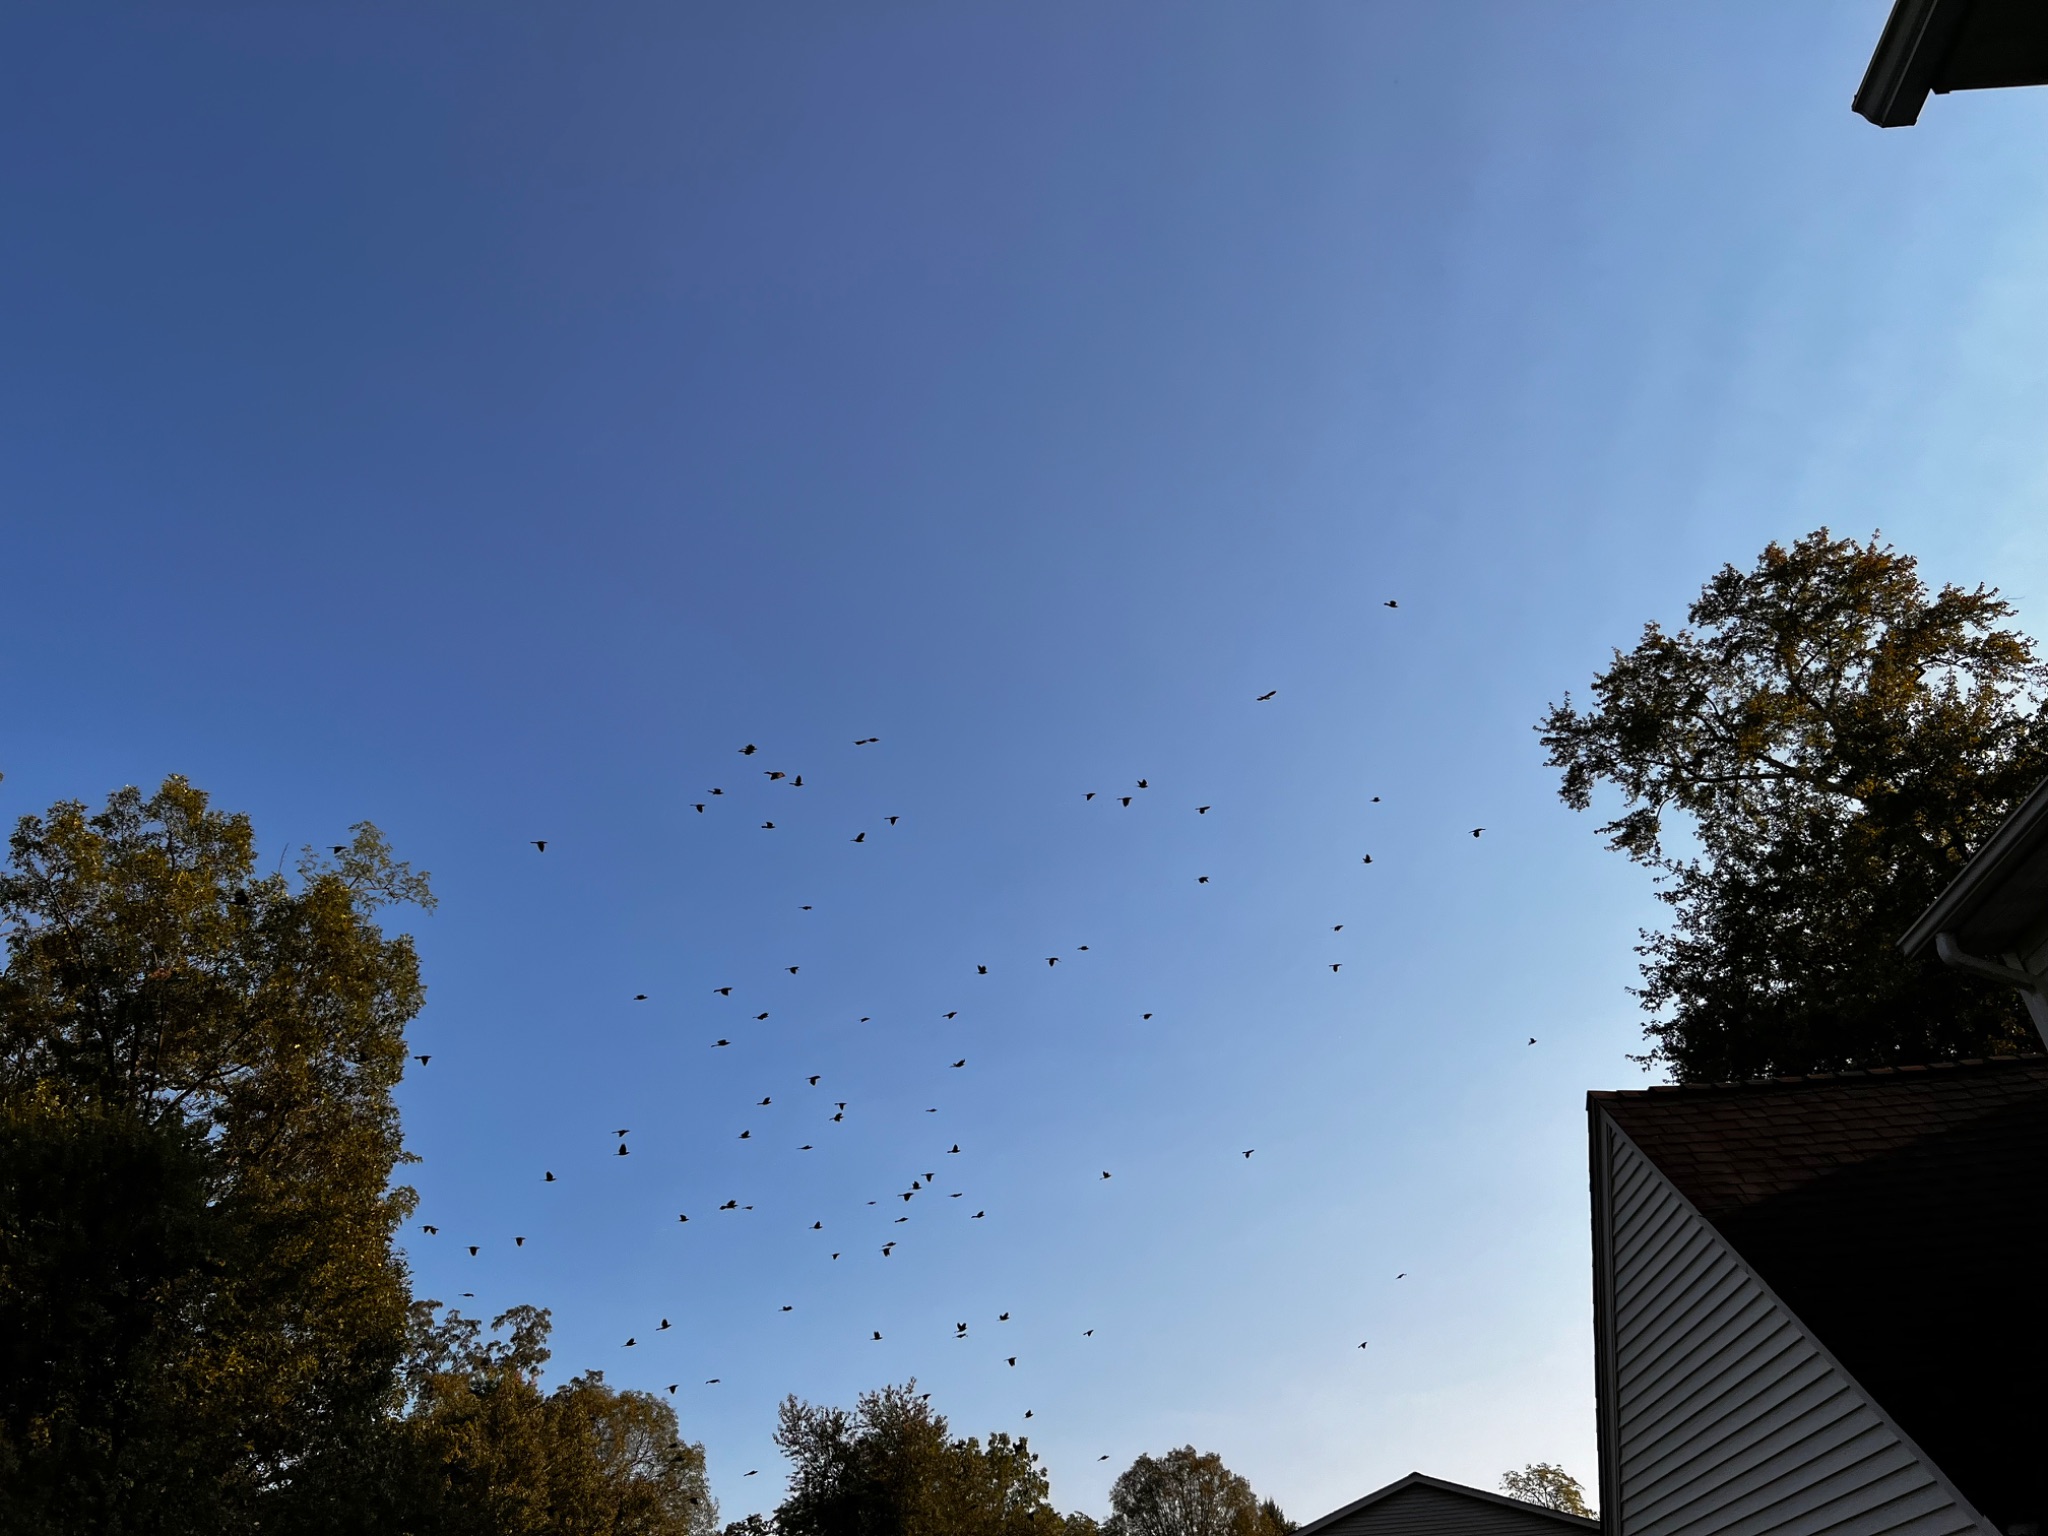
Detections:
[1197, 806, 1210, 814]
[710, 788, 724, 795]
[1243, 1150, 1254, 1158]
[852, 832, 866, 842]
[633, 994, 647, 1001]
[1362, 855, 1373, 864]
[1331, 964, 1341, 972]
[659, 1319, 670, 1330]
[1100, 1171, 1111, 1180]
[1256, 690, 1277, 701]
[977, 965, 987, 974]
[1471, 828, 1485, 838]
[999, 1312, 1009, 1321]
[1136, 779, 1148, 789]
[1142, 1012, 1153, 1020]
[1383, 600, 1398, 609]
[740, 744, 757, 754]
[1528, 1036, 1538, 1045]
[331, 845, 347, 854]
[414, 1054, 430, 1065]
[1119, 797, 1132, 806]
[739, 1130, 751, 1139]
[1198, 876, 1209, 884]
[1007, 1357, 1017, 1367]
[720, 1200, 738, 1210]
[714, 987, 732, 995]
[887, 815, 900, 825]
[1085, 792, 1096, 801]
[468, 1246, 479, 1256]
[948, 1144, 960, 1153]
[1333, 924, 1344, 932]
[781, 1305, 793, 1313]
[1358, 1341, 1369, 1350]
[1046, 957, 1059, 967]
[617, 1144, 629, 1156]
[545, 1171, 555, 1182]
[531, 840, 547, 851]
[943, 1011, 958, 1020]
[694, 804, 705, 812]
[678, 1214, 689, 1222]
[756, 1012, 769, 1020]
[422, 1225, 438, 1234]
[855, 737, 879, 745]
[714, 1039, 730, 1047]
[623, 1337, 636, 1347]
[951, 1059, 966, 1068]
[761, 821, 775, 830]
[808, 1074, 821, 1085]
[787, 966, 799, 974]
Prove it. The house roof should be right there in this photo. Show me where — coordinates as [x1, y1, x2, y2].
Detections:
[1900, 773, 2048, 966]
[1855, 0, 2048, 126]
[1293, 1472, 1599, 1536]
[1590, 1058, 2048, 1535]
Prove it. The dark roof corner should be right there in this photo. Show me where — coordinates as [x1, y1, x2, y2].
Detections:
[1855, 0, 2048, 127]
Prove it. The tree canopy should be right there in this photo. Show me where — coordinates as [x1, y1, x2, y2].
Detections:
[1540, 530, 2048, 1081]
[1101, 1446, 1292, 1536]
[772, 1382, 1092, 1536]
[0, 777, 713, 1535]
[1499, 1464, 1592, 1517]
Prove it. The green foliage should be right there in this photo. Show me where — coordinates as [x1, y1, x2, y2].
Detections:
[0, 778, 432, 1532]
[0, 777, 717, 1533]
[396, 1302, 718, 1536]
[1102, 1446, 1291, 1536]
[1500, 1463, 1592, 1517]
[1540, 530, 2048, 1080]
[772, 1382, 1088, 1536]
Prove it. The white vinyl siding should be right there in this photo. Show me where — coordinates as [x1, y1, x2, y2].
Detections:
[1597, 1118, 1993, 1536]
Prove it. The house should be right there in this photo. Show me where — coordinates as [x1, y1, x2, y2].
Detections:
[1295, 1472, 1600, 1536]
[1587, 777, 2048, 1536]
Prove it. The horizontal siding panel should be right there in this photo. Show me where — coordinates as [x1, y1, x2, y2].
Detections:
[1600, 1123, 1991, 1536]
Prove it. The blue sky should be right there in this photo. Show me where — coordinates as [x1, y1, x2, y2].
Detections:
[5, 1, 2047, 1524]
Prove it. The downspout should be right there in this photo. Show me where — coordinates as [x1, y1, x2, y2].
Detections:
[1934, 931, 2048, 1052]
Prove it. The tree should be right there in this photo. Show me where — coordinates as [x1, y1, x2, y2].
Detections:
[0, 777, 717, 1534]
[1500, 1464, 1591, 1517]
[0, 778, 433, 1534]
[1540, 530, 2048, 1081]
[1102, 1446, 1292, 1536]
[772, 1382, 1088, 1536]
[395, 1302, 717, 1536]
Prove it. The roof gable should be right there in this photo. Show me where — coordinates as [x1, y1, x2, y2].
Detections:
[1295, 1473, 1600, 1536]
[1590, 1060, 2048, 1533]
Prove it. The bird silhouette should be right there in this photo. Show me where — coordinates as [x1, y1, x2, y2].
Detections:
[761, 822, 775, 830]
[331, 845, 346, 854]
[756, 1012, 769, 1020]
[1198, 876, 1209, 884]
[887, 815, 900, 825]
[951, 1059, 966, 1069]
[414, 1054, 430, 1065]
[1358, 1341, 1369, 1349]
[738, 1130, 751, 1140]
[972, 1211, 984, 1218]
[781, 1305, 793, 1312]
[1333, 924, 1344, 932]
[710, 788, 724, 795]
[1119, 797, 1132, 806]
[1528, 1036, 1538, 1045]
[1046, 957, 1059, 967]
[1256, 690, 1277, 701]
[873, 1331, 883, 1340]
[808, 1074, 821, 1085]
[514, 1236, 525, 1247]
[1100, 1171, 1111, 1180]
[617, 1144, 629, 1156]
[977, 965, 987, 974]
[787, 966, 799, 974]
[615, 1129, 630, 1137]
[850, 831, 867, 843]
[422, 1225, 438, 1234]
[943, 1011, 958, 1020]
[1362, 854, 1373, 864]
[1197, 805, 1210, 814]
[1330, 964, 1341, 972]
[1083, 1329, 1094, 1336]
[623, 1337, 636, 1347]
[678, 1214, 689, 1222]
[1085, 792, 1096, 801]
[948, 1144, 960, 1153]
[1471, 828, 1484, 837]
[720, 1200, 738, 1210]
[740, 744, 757, 754]
[531, 840, 547, 851]
[714, 986, 732, 995]
[468, 1246, 479, 1256]
[1243, 1150, 1254, 1158]
[999, 1312, 1010, 1321]
[714, 1039, 730, 1047]
[855, 737, 879, 745]
[545, 1171, 555, 1182]
[659, 1319, 670, 1330]
[1007, 1357, 1017, 1367]
[1371, 795, 1381, 803]
[633, 994, 647, 1001]
[1142, 1012, 1153, 1020]
[1383, 599, 1398, 609]
[694, 804, 705, 812]
[1136, 779, 1148, 789]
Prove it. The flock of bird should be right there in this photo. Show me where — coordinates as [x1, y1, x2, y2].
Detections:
[406, 649, 1520, 1479]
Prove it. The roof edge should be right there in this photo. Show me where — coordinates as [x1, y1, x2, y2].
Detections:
[1292, 1472, 1601, 1536]
[1900, 774, 2048, 959]
[1586, 1053, 2047, 1105]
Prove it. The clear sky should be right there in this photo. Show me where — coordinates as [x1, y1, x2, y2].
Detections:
[5, 2, 2047, 1525]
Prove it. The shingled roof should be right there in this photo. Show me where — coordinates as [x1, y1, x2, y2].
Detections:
[1591, 1057, 2048, 1536]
